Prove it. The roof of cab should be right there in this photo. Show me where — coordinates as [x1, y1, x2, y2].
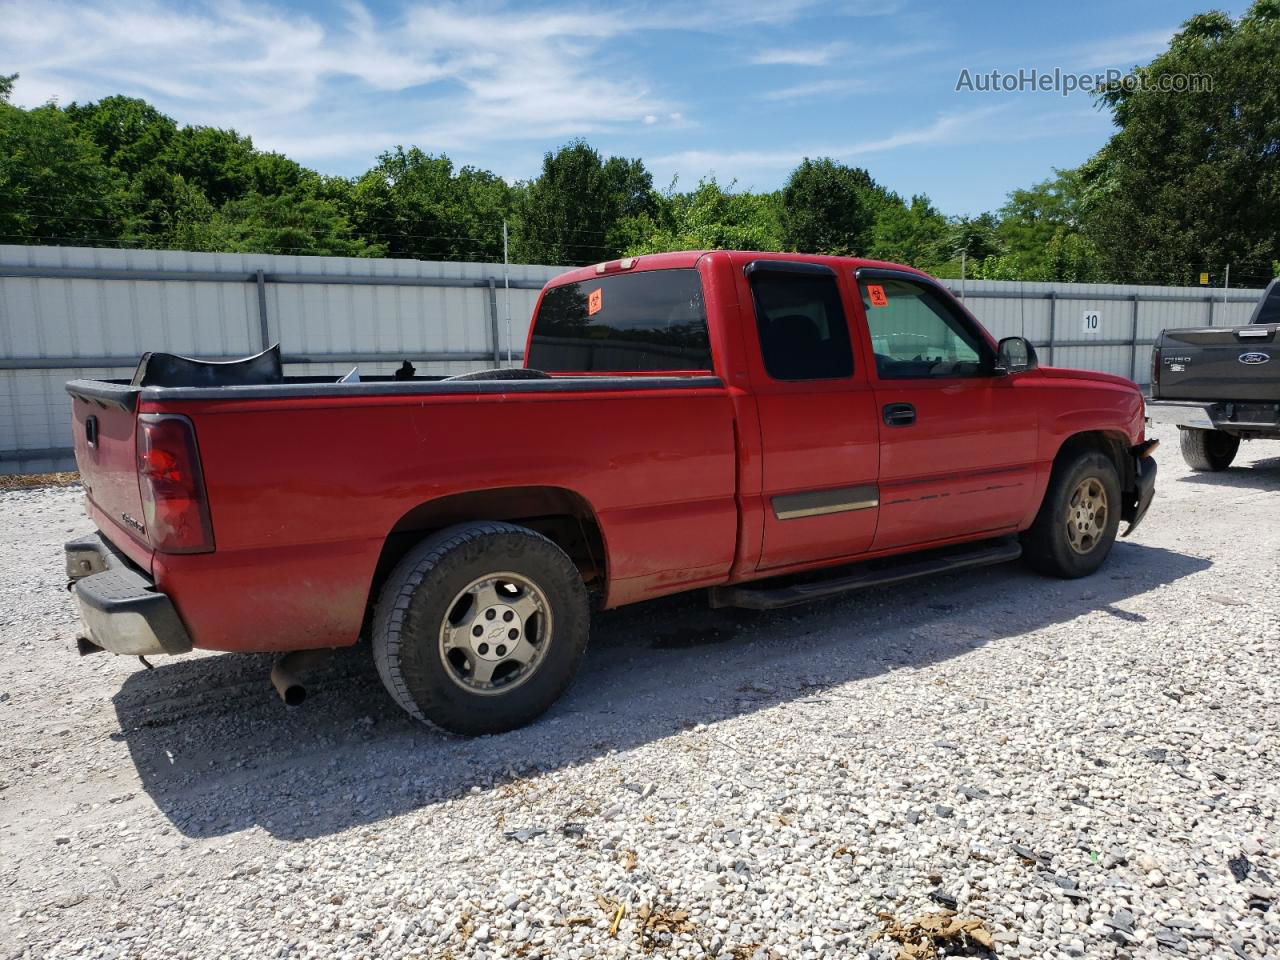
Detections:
[544, 250, 933, 288]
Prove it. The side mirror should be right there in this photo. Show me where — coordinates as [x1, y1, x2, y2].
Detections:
[995, 336, 1038, 375]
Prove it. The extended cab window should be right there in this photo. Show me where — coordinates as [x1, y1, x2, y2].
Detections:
[747, 266, 853, 381]
[858, 277, 989, 379]
[526, 269, 711, 373]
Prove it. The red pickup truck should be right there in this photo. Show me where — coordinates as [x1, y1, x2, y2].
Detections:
[64, 251, 1156, 734]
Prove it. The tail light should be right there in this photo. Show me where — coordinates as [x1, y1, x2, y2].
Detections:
[136, 414, 214, 554]
[1150, 342, 1161, 396]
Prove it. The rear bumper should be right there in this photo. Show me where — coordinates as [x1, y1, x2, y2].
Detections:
[66, 534, 193, 656]
[1121, 442, 1158, 538]
[1147, 400, 1280, 437]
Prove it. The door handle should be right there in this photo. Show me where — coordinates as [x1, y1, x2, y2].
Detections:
[883, 403, 916, 427]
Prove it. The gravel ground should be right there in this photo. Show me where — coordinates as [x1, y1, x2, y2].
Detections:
[1, 421, 1277, 960]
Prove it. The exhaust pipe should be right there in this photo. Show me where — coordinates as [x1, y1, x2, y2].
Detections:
[270, 649, 331, 706]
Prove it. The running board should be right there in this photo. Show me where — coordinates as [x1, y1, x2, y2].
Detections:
[708, 537, 1023, 610]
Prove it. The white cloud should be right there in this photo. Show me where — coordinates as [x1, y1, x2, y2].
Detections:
[0, 0, 675, 160]
[751, 43, 845, 67]
[653, 106, 1009, 176]
[761, 77, 873, 101]
[1069, 27, 1175, 70]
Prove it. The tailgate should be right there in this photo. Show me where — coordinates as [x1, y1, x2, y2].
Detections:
[1155, 324, 1278, 402]
[69, 391, 153, 568]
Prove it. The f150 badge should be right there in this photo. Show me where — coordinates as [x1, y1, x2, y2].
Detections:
[1238, 352, 1270, 364]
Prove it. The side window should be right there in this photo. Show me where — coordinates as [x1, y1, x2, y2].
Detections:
[747, 268, 853, 381]
[858, 277, 989, 379]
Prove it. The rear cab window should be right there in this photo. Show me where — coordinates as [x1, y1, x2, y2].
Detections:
[527, 269, 712, 373]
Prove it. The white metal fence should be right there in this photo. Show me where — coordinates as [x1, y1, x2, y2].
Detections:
[940, 277, 1262, 383]
[0, 245, 562, 473]
[0, 244, 1267, 474]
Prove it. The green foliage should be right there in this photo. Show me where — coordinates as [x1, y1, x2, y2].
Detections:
[182, 191, 381, 257]
[350, 147, 514, 261]
[779, 158, 887, 255]
[1081, 0, 1280, 284]
[512, 141, 657, 264]
[0, 100, 124, 245]
[623, 177, 783, 255]
[866, 194, 949, 270]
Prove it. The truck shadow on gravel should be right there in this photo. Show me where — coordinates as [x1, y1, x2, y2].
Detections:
[1176, 453, 1280, 489]
[112, 541, 1210, 841]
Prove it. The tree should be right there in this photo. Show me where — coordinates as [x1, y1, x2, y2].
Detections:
[779, 158, 886, 255]
[950, 169, 1106, 281]
[64, 96, 176, 181]
[0, 99, 124, 245]
[998, 170, 1084, 263]
[185, 190, 382, 257]
[623, 177, 783, 255]
[867, 194, 949, 270]
[161, 125, 258, 207]
[1080, 0, 1280, 284]
[0, 73, 15, 103]
[349, 147, 514, 261]
[513, 141, 656, 264]
[946, 213, 1003, 263]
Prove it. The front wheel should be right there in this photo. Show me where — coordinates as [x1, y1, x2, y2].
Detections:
[372, 522, 589, 735]
[1021, 450, 1122, 579]
[1178, 427, 1239, 472]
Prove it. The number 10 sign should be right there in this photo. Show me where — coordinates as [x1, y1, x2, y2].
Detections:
[1082, 310, 1101, 333]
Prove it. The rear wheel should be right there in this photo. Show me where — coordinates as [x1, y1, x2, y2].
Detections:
[1022, 449, 1122, 579]
[1178, 427, 1239, 472]
[372, 521, 589, 735]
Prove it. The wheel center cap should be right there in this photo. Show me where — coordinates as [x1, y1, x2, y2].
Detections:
[471, 604, 519, 659]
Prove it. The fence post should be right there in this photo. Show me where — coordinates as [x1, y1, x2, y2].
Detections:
[255, 269, 270, 350]
[487, 278, 501, 366]
[1129, 295, 1140, 383]
[1046, 292, 1056, 365]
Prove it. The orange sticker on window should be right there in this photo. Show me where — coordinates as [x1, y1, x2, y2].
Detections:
[587, 288, 603, 315]
[867, 284, 888, 308]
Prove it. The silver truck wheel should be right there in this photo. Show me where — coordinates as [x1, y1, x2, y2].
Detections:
[1064, 476, 1109, 555]
[1178, 427, 1239, 472]
[1022, 449, 1121, 579]
[372, 522, 589, 735]
[437, 572, 552, 695]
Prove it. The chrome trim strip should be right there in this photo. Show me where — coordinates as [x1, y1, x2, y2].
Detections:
[772, 485, 880, 520]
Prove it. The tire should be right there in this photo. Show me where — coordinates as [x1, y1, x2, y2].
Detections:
[1021, 449, 1122, 579]
[1178, 427, 1239, 472]
[372, 521, 589, 735]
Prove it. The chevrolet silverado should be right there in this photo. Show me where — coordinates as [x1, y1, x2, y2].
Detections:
[63, 251, 1157, 733]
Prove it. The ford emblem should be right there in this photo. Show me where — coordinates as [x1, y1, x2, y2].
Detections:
[1238, 352, 1270, 365]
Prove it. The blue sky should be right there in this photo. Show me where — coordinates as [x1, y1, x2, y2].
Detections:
[1, 0, 1245, 215]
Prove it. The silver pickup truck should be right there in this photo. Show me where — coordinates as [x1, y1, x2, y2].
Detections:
[1148, 277, 1279, 471]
